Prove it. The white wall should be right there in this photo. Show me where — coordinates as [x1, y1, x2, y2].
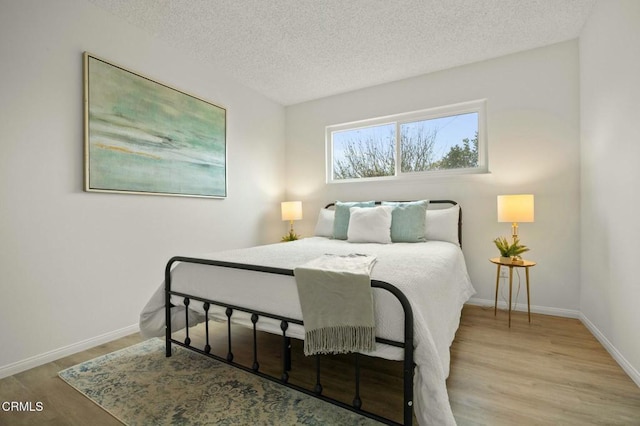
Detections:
[285, 41, 581, 317]
[580, 0, 640, 384]
[0, 0, 285, 376]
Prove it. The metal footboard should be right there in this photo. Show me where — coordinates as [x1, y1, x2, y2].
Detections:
[165, 256, 415, 425]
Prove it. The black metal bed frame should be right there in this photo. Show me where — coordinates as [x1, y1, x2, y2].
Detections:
[164, 200, 460, 425]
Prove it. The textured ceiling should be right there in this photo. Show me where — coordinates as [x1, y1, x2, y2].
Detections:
[87, 0, 595, 105]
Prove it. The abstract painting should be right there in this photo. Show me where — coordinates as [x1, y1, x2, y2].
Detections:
[83, 53, 226, 198]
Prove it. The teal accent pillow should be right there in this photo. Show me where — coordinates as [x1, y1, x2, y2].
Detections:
[382, 200, 429, 242]
[333, 201, 376, 240]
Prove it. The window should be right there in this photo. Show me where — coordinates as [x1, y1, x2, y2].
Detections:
[327, 100, 487, 182]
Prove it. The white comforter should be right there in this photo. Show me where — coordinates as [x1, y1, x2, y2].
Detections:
[140, 237, 475, 425]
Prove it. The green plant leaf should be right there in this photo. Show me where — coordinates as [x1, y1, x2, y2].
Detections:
[493, 236, 529, 257]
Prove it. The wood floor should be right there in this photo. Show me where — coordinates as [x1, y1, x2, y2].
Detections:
[1, 305, 639, 425]
[449, 306, 640, 425]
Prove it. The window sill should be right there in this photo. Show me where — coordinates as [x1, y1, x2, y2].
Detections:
[327, 167, 491, 184]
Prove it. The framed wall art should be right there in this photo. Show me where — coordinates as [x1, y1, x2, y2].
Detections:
[83, 52, 227, 198]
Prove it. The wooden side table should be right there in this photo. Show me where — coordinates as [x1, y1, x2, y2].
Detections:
[489, 257, 536, 327]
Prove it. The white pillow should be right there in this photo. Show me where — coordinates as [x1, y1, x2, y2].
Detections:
[347, 206, 393, 244]
[425, 205, 460, 245]
[314, 209, 335, 238]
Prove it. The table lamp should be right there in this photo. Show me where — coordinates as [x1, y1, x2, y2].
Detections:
[497, 194, 534, 244]
[281, 201, 302, 241]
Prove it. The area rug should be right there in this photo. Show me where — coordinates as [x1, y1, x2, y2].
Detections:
[58, 338, 380, 425]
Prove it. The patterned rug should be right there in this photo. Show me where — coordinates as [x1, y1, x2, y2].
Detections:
[58, 338, 381, 425]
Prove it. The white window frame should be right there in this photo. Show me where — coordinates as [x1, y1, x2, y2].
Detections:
[326, 99, 488, 183]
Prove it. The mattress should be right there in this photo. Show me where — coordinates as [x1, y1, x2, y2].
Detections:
[140, 237, 475, 425]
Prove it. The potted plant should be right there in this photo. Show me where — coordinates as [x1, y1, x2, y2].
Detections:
[493, 236, 529, 264]
[281, 229, 300, 242]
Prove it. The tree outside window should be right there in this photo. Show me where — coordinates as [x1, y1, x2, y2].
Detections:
[330, 107, 482, 181]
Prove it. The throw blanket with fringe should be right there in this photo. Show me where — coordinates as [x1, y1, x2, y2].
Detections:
[294, 254, 377, 356]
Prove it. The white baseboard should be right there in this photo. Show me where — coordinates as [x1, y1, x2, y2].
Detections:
[466, 297, 581, 318]
[579, 313, 640, 388]
[0, 323, 139, 380]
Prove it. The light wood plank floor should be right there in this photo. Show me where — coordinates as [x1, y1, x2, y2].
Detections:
[1, 305, 638, 425]
[449, 305, 640, 425]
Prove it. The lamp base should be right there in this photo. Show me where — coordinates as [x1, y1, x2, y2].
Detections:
[499, 256, 524, 265]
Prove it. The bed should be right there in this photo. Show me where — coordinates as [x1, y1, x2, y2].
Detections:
[140, 200, 475, 425]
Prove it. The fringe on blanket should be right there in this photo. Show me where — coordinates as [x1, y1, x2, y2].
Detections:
[304, 325, 376, 356]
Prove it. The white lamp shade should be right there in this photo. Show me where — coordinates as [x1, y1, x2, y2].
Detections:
[281, 201, 303, 221]
[497, 194, 534, 223]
